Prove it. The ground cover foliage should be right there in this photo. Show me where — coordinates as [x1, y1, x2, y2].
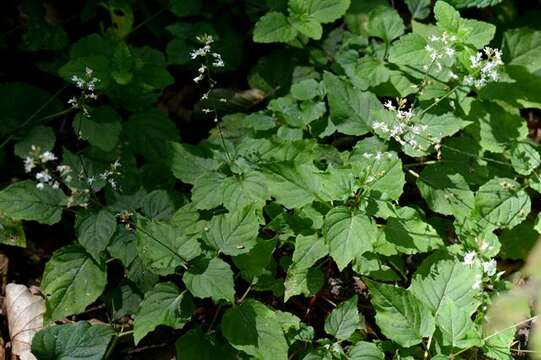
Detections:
[0, 0, 541, 358]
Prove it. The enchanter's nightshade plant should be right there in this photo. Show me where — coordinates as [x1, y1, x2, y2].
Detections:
[0, 0, 539, 359]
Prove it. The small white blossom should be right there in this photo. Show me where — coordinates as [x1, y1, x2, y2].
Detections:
[482, 259, 497, 276]
[36, 182, 45, 190]
[472, 274, 483, 290]
[464, 251, 477, 265]
[39, 151, 57, 163]
[24, 157, 35, 173]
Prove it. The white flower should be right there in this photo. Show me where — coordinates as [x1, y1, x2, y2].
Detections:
[40, 151, 57, 163]
[36, 182, 45, 190]
[35, 170, 51, 182]
[384, 100, 396, 111]
[112, 160, 121, 170]
[470, 53, 482, 68]
[464, 251, 477, 265]
[363, 153, 373, 159]
[482, 259, 497, 276]
[445, 47, 455, 57]
[87, 176, 95, 185]
[472, 274, 482, 290]
[24, 157, 35, 173]
[193, 74, 204, 83]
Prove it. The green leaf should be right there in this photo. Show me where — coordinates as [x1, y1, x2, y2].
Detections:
[434, 1, 461, 33]
[123, 110, 180, 163]
[0, 215, 26, 247]
[222, 299, 288, 359]
[176, 328, 237, 360]
[133, 282, 193, 345]
[388, 33, 430, 67]
[253, 12, 297, 44]
[75, 209, 116, 261]
[262, 162, 324, 209]
[324, 295, 361, 340]
[366, 279, 435, 347]
[323, 207, 377, 270]
[0, 180, 66, 225]
[367, 6, 405, 42]
[291, 234, 328, 270]
[446, 0, 503, 8]
[170, 142, 220, 184]
[14, 125, 55, 158]
[324, 72, 382, 136]
[482, 328, 515, 360]
[41, 245, 107, 321]
[471, 178, 531, 230]
[111, 43, 134, 85]
[409, 256, 481, 316]
[406, 0, 431, 20]
[508, 142, 541, 176]
[436, 297, 482, 349]
[141, 190, 175, 221]
[103, 280, 142, 320]
[291, 79, 320, 100]
[289, 0, 351, 23]
[205, 204, 259, 255]
[503, 28, 541, 74]
[382, 207, 443, 255]
[169, 0, 202, 17]
[417, 164, 475, 218]
[222, 171, 270, 212]
[183, 257, 235, 303]
[73, 106, 122, 151]
[136, 218, 201, 275]
[289, 16, 322, 40]
[500, 220, 539, 260]
[31, 321, 114, 360]
[234, 238, 277, 281]
[348, 341, 385, 360]
[284, 266, 324, 301]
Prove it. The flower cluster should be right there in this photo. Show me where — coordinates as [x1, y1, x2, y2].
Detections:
[23, 146, 75, 190]
[191, 34, 224, 84]
[463, 47, 503, 88]
[372, 99, 428, 150]
[68, 67, 99, 116]
[86, 159, 121, 190]
[463, 251, 499, 289]
[424, 32, 457, 72]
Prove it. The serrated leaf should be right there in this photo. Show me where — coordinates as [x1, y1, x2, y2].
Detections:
[417, 164, 474, 218]
[222, 171, 270, 212]
[406, 0, 431, 20]
[136, 218, 201, 275]
[176, 328, 237, 360]
[409, 256, 481, 316]
[141, 190, 175, 220]
[289, 0, 351, 24]
[253, 12, 297, 44]
[234, 238, 277, 281]
[0, 181, 66, 225]
[471, 178, 530, 230]
[75, 208, 116, 261]
[73, 106, 122, 152]
[291, 234, 328, 270]
[367, 6, 405, 42]
[436, 297, 482, 349]
[205, 204, 259, 255]
[348, 341, 385, 360]
[170, 142, 220, 184]
[323, 207, 377, 270]
[31, 321, 114, 360]
[41, 245, 107, 322]
[508, 142, 541, 176]
[324, 72, 382, 136]
[366, 279, 435, 347]
[183, 257, 235, 303]
[133, 282, 193, 345]
[222, 299, 288, 359]
[14, 126, 55, 158]
[324, 295, 361, 340]
[284, 266, 324, 301]
[503, 28, 541, 74]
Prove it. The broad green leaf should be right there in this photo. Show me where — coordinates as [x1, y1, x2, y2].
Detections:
[222, 299, 288, 359]
[75, 208, 116, 261]
[183, 257, 235, 303]
[170, 142, 220, 184]
[262, 162, 324, 208]
[111, 43, 134, 85]
[284, 266, 324, 301]
[133, 282, 193, 344]
[323, 207, 377, 270]
[382, 207, 443, 254]
[482, 328, 515, 360]
[366, 279, 435, 347]
[31, 321, 114, 360]
[461, 18, 496, 49]
[417, 164, 474, 218]
[41, 245, 107, 321]
[409, 256, 481, 316]
[508, 142, 541, 176]
[0, 181, 66, 225]
[348, 341, 385, 360]
[73, 106, 121, 152]
[123, 110, 180, 163]
[136, 218, 201, 275]
[324, 295, 361, 340]
[406, 0, 431, 20]
[14, 125, 55, 158]
[205, 204, 259, 255]
[324, 72, 382, 136]
[0, 215, 26, 247]
[222, 171, 270, 212]
[291, 234, 328, 270]
[291, 79, 320, 100]
[367, 6, 405, 42]
[471, 178, 530, 230]
[191, 172, 226, 210]
[169, 0, 202, 17]
[141, 190, 175, 220]
[338, 53, 393, 91]
[466, 101, 528, 154]
[503, 28, 541, 74]
[499, 220, 539, 260]
[253, 12, 297, 44]
[103, 280, 142, 320]
[445, 0, 502, 8]
[176, 328, 237, 359]
[289, 0, 351, 23]
[436, 297, 482, 349]
[289, 15, 322, 40]
[388, 33, 429, 67]
[434, 1, 461, 33]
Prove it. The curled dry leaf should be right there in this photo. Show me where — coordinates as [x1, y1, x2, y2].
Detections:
[4, 284, 45, 360]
